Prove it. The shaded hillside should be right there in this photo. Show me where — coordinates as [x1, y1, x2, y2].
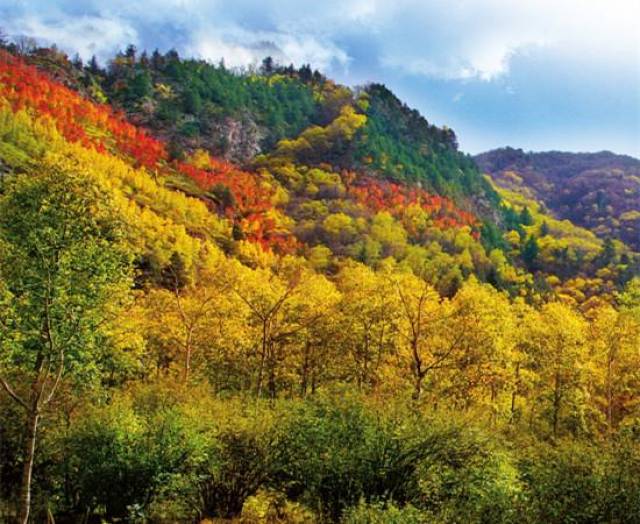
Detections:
[353, 84, 497, 202]
[476, 148, 640, 250]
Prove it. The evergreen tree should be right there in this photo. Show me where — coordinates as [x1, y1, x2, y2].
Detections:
[522, 235, 539, 271]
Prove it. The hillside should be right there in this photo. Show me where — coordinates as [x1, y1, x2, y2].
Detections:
[0, 42, 639, 524]
[476, 147, 640, 250]
[10, 45, 638, 294]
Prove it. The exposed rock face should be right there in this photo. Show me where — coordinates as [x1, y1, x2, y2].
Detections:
[211, 115, 264, 164]
[158, 113, 265, 166]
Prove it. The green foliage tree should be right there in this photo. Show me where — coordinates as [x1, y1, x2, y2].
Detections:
[522, 235, 540, 271]
[0, 166, 133, 523]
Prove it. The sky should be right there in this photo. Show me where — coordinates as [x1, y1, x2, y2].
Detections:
[1, 0, 639, 157]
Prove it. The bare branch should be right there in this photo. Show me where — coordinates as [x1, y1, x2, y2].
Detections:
[0, 373, 28, 410]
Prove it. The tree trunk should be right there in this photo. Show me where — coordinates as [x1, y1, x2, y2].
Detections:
[183, 325, 195, 384]
[20, 407, 39, 524]
[183, 346, 192, 384]
[510, 362, 520, 424]
[553, 372, 561, 437]
[267, 343, 277, 399]
[489, 384, 497, 426]
[606, 354, 613, 431]
[413, 375, 423, 401]
[300, 341, 310, 397]
[256, 322, 268, 397]
[411, 340, 423, 401]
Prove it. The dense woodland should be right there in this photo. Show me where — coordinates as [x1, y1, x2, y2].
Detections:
[476, 148, 640, 251]
[0, 41, 639, 523]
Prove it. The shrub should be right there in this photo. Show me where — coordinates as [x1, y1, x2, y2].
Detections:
[274, 395, 519, 523]
[62, 384, 211, 521]
[517, 435, 640, 524]
[341, 501, 427, 523]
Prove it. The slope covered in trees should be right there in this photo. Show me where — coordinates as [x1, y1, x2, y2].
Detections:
[476, 147, 640, 250]
[0, 43, 639, 524]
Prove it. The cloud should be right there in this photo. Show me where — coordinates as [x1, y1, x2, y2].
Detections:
[186, 27, 350, 71]
[367, 0, 639, 81]
[2, 12, 138, 63]
[0, 0, 637, 81]
[0, 0, 353, 70]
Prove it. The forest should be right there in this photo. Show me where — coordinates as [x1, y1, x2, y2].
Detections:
[0, 41, 639, 524]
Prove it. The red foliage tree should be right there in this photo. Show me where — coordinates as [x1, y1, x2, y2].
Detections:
[347, 175, 479, 236]
[0, 50, 167, 168]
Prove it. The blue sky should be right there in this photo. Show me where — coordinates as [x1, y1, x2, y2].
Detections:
[1, 0, 639, 156]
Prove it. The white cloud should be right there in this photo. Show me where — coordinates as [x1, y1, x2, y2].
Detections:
[371, 0, 639, 81]
[4, 13, 138, 63]
[187, 27, 350, 71]
[0, 0, 637, 80]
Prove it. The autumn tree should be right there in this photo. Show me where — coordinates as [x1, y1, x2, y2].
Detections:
[391, 271, 444, 400]
[149, 250, 238, 384]
[528, 303, 588, 436]
[277, 274, 341, 396]
[508, 300, 538, 424]
[444, 279, 515, 417]
[0, 167, 132, 524]
[336, 263, 399, 391]
[231, 257, 338, 398]
[588, 304, 640, 431]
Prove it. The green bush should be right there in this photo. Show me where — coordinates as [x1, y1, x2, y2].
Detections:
[199, 427, 280, 518]
[517, 435, 640, 524]
[274, 395, 519, 523]
[23, 388, 639, 523]
[240, 489, 315, 523]
[62, 384, 211, 521]
[341, 501, 427, 523]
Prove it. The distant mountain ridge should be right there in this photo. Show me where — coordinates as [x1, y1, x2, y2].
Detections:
[475, 147, 640, 250]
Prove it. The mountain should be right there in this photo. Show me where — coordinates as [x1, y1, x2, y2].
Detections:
[1, 42, 640, 524]
[12, 45, 639, 293]
[1, 45, 512, 293]
[476, 147, 640, 250]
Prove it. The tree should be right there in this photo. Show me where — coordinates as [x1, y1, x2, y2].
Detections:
[618, 277, 640, 312]
[0, 167, 132, 523]
[125, 44, 137, 63]
[146, 251, 239, 384]
[522, 235, 539, 271]
[539, 221, 550, 237]
[519, 206, 533, 226]
[88, 54, 101, 74]
[392, 271, 445, 400]
[14, 35, 36, 55]
[445, 279, 515, 416]
[597, 238, 616, 267]
[528, 303, 588, 436]
[588, 304, 640, 431]
[71, 53, 83, 69]
[507, 301, 537, 424]
[183, 88, 203, 115]
[231, 258, 338, 398]
[336, 264, 398, 390]
[261, 56, 274, 75]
